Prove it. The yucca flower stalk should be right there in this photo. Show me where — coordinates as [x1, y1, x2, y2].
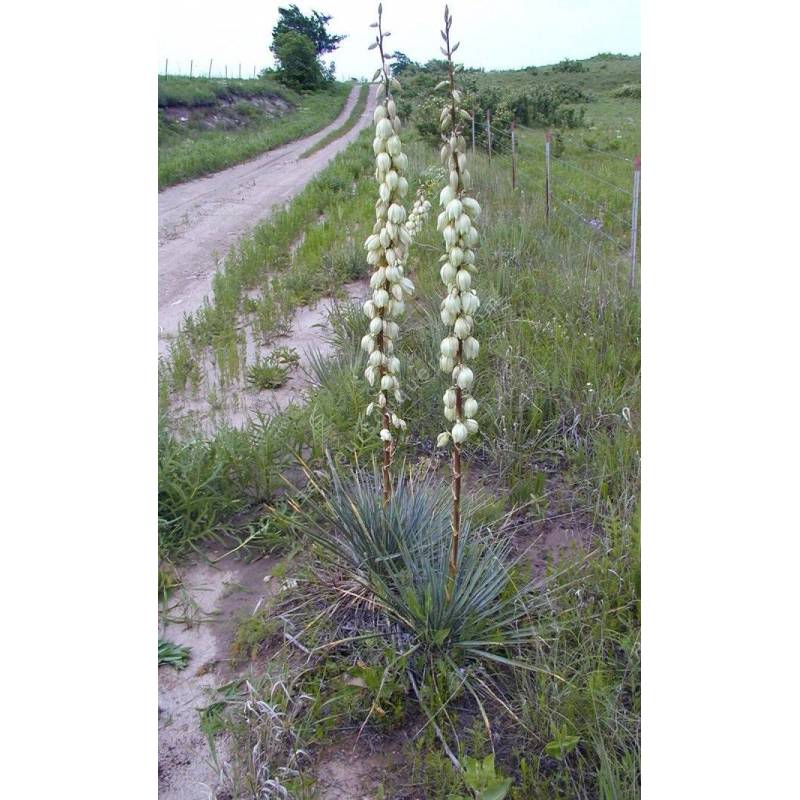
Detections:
[433, 6, 482, 595]
[361, 3, 415, 506]
[405, 189, 432, 239]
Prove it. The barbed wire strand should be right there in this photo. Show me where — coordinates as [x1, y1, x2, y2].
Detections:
[550, 157, 632, 196]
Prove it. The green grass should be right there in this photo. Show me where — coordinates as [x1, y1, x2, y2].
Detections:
[158, 639, 191, 670]
[158, 54, 640, 799]
[158, 80, 352, 188]
[158, 75, 299, 108]
[299, 82, 370, 158]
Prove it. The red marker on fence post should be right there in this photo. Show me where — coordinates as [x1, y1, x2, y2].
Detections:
[511, 121, 517, 190]
[486, 109, 492, 163]
[629, 155, 641, 288]
[545, 130, 552, 223]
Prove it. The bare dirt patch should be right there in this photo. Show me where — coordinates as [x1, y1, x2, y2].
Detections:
[168, 280, 368, 433]
[159, 548, 281, 800]
[161, 95, 294, 131]
[314, 731, 408, 800]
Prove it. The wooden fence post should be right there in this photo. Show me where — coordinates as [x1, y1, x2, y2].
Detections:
[208, 58, 213, 78]
[164, 58, 168, 79]
[254, 66, 257, 78]
[189, 59, 193, 78]
[629, 155, 641, 288]
[238, 63, 241, 79]
[486, 109, 492, 163]
[225, 65, 228, 80]
[544, 130, 552, 222]
[511, 121, 517, 190]
[471, 112, 475, 156]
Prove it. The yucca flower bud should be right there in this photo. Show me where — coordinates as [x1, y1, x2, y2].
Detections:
[453, 316, 471, 339]
[361, 334, 375, 353]
[437, 431, 451, 447]
[440, 336, 459, 358]
[444, 293, 461, 315]
[463, 336, 479, 360]
[380, 428, 392, 442]
[456, 367, 474, 390]
[451, 422, 468, 443]
[376, 118, 393, 139]
[456, 269, 471, 292]
[443, 388, 457, 408]
[463, 397, 478, 418]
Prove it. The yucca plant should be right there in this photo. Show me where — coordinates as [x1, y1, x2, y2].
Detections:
[289, 458, 540, 666]
[427, 8, 485, 602]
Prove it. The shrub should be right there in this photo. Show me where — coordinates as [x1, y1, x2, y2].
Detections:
[553, 58, 587, 73]
[273, 30, 324, 90]
[613, 83, 641, 99]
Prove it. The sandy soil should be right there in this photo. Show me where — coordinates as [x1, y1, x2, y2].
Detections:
[158, 551, 280, 800]
[168, 280, 368, 433]
[158, 83, 377, 354]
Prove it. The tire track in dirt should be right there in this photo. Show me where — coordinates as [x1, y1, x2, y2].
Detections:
[158, 83, 377, 351]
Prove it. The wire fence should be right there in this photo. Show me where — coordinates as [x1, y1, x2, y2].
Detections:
[160, 59, 264, 80]
[470, 113, 641, 287]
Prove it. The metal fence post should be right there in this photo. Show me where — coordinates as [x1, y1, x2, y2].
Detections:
[208, 58, 213, 78]
[486, 109, 492, 163]
[254, 66, 257, 78]
[225, 65, 228, 80]
[164, 58, 168, 79]
[511, 121, 517, 190]
[238, 63, 241, 80]
[545, 130, 552, 222]
[471, 112, 475, 156]
[629, 155, 641, 288]
[189, 59, 193, 78]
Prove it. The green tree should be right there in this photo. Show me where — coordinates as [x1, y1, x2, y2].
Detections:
[271, 4, 345, 56]
[388, 51, 415, 74]
[273, 30, 324, 90]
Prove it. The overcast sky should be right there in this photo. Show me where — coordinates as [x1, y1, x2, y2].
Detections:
[159, 0, 640, 80]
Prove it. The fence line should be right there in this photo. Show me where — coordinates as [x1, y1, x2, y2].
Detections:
[550, 157, 632, 196]
[476, 125, 639, 260]
[159, 60, 264, 80]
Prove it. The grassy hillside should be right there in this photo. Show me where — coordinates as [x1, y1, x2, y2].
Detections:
[158, 77, 352, 188]
[158, 55, 640, 799]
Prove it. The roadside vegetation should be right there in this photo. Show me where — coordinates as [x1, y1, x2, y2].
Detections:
[300, 81, 370, 158]
[158, 17, 640, 797]
[158, 79, 352, 188]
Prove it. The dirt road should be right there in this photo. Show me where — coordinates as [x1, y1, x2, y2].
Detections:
[158, 83, 376, 352]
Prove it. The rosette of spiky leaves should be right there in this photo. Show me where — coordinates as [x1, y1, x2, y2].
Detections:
[433, 6, 482, 594]
[361, 3, 415, 503]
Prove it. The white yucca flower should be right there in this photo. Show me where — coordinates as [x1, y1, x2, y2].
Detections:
[362, 6, 415, 449]
[434, 49, 481, 448]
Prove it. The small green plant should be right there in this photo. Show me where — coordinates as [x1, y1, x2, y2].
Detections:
[452, 754, 512, 800]
[270, 346, 301, 366]
[158, 639, 191, 670]
[247, 358, 291, 389]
